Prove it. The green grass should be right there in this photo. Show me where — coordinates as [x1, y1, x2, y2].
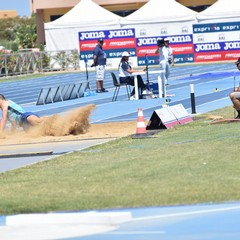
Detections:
[0, 106, 240, 215]
[0, 73, 46, 83]
[0, 71, 85, 83]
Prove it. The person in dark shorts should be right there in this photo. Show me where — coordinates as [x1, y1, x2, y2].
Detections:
[0, 94, 43, 131]
[229, 57, 240, 118]
[92, 38, 108, 93]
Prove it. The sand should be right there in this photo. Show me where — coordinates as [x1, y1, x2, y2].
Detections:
[0, 104, 137, 146]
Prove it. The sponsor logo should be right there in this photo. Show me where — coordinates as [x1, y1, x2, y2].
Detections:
[79, 29, 135, 40]
[174, 55, 194, 63]
[172, 46, 193, 53]
[222, 25, 240, 31]
[193, 22, 240, 33]
[224, 41, 240, 50]
[225, 53, 240, 58]
[137, 37, 158, 46]
[195, 43, 221, 52]
[195, 41, 240, 52]
[137, 35, 192, 46]
[139, 29, 147, 36]
[196, 54, 222, 60]
[168, 35, 192, 44]
[109, 40, 135, 47]
[138, 59, 157, 65]
[219, 34, 225, 41]
[80, 53, 94, 59]
[182, 26, 189, 33]
[197, 35, 204, 42]
[79, 31, 105, 41]
[195, 51, 240, 62]
[108, 29, 135, 38]
[138, 49, 156, 55]
[161, 28, 167, 34]
[193, 24, 221, 33]
[81, 43, 96, 49]
[107, 49, 136, 58]
[193, 27, 211, 33]
[108, 52, 125, 57]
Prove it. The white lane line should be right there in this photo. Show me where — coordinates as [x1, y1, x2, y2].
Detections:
[132, 205, 240, 222]
[106, 231, 165, 235]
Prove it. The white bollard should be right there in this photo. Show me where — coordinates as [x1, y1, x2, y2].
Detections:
[158, 71, 166, 98]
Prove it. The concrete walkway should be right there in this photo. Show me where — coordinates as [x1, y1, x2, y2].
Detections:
[0, 211, 132, 240]
[0, 137, 115, 173]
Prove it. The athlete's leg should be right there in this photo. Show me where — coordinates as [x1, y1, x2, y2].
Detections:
[26, 115, 46, 125]
[230, 92, 240, 111]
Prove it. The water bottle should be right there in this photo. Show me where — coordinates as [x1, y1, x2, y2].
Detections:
[84, 89, 90, 97]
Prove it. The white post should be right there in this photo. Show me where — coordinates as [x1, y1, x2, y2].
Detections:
[158, 76, 163, 98]
[158, 71, 166, 98]
[134, 75, 139, 100]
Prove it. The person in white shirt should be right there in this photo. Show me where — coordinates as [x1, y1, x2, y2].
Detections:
[155, 38, 172, 85]
[164, 37, 174, 67]
[118, 51, 148, 100]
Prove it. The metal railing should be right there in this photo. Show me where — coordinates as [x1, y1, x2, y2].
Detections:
[0, 49, 80, 77]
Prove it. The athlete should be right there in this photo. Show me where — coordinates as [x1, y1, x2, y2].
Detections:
[0, 94, 43, 131]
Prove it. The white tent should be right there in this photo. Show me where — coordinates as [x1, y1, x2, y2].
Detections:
[197, 0, 240, 23]
[120, 0, 197, 25]
[45, 0, 122, 51]
[120, 0, 197, 38]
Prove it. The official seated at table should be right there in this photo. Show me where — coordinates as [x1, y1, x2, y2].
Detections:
[118, 51, 149, 100]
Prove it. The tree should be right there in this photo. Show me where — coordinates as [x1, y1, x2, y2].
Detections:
[15, 23, 37, 49]
[0, 15, 37, 51]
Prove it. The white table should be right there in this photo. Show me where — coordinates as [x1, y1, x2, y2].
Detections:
[132, 70, 165, 100]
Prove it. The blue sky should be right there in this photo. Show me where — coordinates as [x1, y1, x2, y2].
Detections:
[0, 0, 31, 17]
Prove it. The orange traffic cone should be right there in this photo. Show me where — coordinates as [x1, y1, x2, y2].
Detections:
[136, 108, 147, 135]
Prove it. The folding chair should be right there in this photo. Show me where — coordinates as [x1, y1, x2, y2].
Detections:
[110, 72, 131, 101]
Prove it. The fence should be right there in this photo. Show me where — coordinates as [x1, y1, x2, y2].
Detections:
[0, 49, 80, 77]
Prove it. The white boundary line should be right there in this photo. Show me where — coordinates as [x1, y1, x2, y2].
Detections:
[106, 231, 165, 235]
[132, 205, 240, 222]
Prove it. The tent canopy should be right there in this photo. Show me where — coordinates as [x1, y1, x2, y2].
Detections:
[197, 0, 240, 22]
[45, 0, 122, 29]
[120, 0, 197, 25]
[45, 0, 122, 51]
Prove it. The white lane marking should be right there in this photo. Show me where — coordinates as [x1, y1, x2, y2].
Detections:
[106, 231, 165, 235]
[132, 205, 240, 222]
